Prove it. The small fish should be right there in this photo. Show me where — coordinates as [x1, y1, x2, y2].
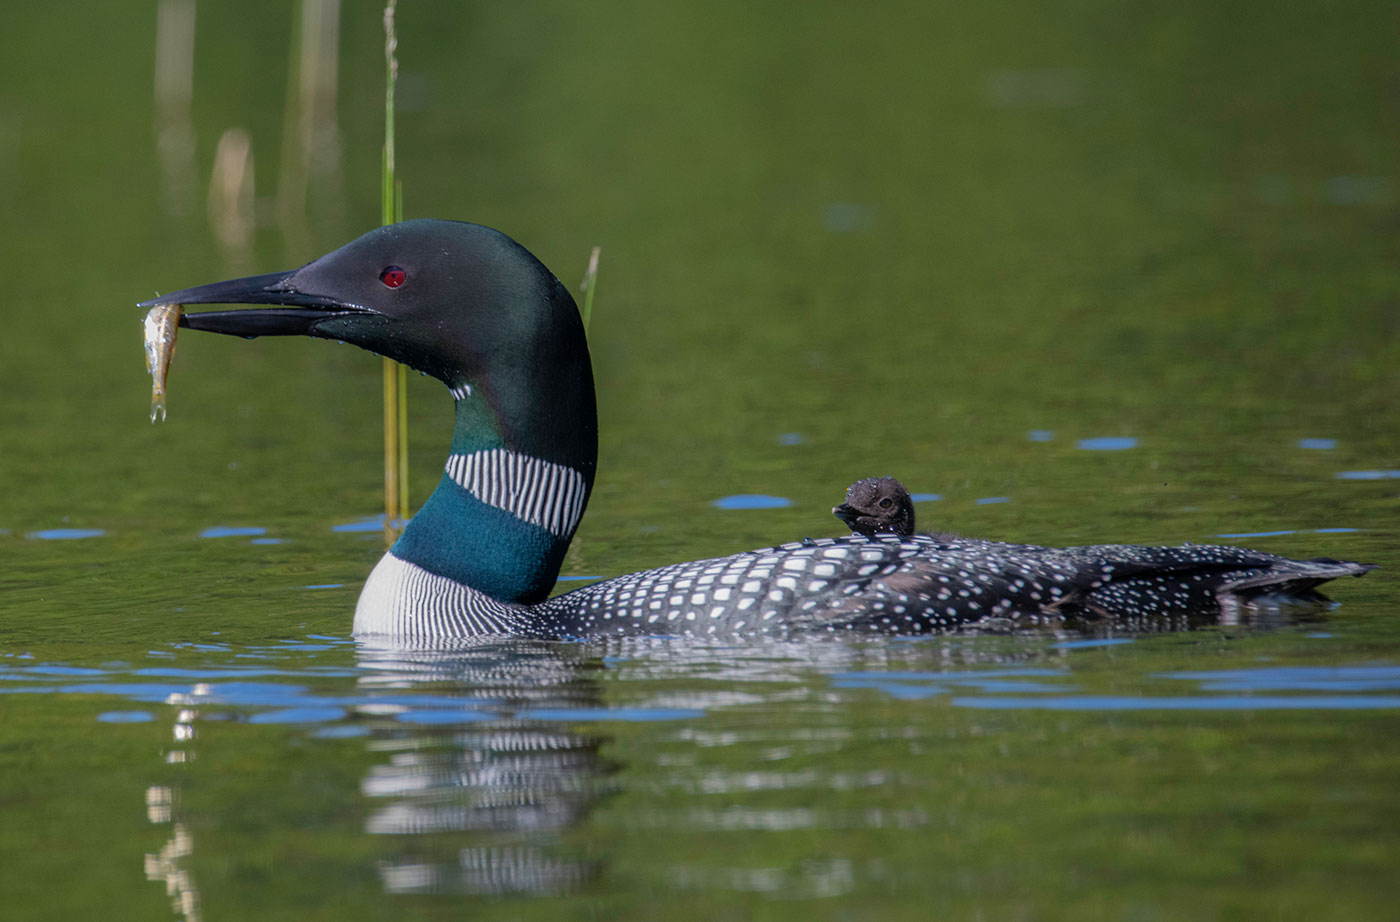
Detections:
[143, 303, 183, 422]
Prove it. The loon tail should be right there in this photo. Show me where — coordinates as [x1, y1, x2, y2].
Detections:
[1075, 552, 1376, 627]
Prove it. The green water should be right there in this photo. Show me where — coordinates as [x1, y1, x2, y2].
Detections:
[2, 1, 1398, 919]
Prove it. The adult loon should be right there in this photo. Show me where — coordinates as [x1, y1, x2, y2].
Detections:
[140, 220, 1373, 637]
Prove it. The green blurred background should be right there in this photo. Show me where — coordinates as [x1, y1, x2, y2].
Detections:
[0, 3, 1397, 919]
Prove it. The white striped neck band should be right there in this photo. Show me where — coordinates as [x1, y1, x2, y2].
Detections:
[444, 449, 587, 538]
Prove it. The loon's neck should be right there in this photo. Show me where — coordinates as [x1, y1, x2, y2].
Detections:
[390, 387, 596, 604]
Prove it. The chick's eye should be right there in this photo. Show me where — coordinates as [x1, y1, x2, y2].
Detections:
[380, 266, 407, 288]
[878, 498, 892, 508]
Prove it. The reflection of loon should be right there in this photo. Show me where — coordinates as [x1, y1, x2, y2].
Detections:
[145, 689, 206, 922]
[833, 476, 1375, 626]
[354, 639, 611, 895]
[142, 221, 1372, 637]
[138, 642, 609, 904]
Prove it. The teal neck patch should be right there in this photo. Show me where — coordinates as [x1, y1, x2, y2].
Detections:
[393, 472, 569, 604]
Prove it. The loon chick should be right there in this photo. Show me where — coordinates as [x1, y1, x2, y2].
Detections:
[833, 476, 914, 536]
[834, 477, 960, 541]
[140, 220, 1374, 638]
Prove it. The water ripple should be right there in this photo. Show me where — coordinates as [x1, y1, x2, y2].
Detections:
[831, 668, 1069, 699]
[11, 647, 1396, 727]
[1049, 638, 1135, 650]
[332, 515, 388, 533]
[27, 528, 105, 540]
[1077, 437, 1137, 451]
[711, 494, 793, 510]
[1162, 665, 1400, 693]
[954, 695, 1400, 710]
[199, 526, 266, 539]
[97, 710, 155, 723]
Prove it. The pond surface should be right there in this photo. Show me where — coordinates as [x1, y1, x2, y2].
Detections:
[2, 1, 1398, 920]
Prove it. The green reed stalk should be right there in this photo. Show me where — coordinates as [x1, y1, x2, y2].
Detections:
[580, 246, 601, 333]
[381, 0, 407, 540]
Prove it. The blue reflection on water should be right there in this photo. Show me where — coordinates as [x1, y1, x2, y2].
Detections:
[1336, 470, 1400, 480]
[948, 665, 1400, 710]
[396, 709, 496, 725]
[131, 666, 354, 678]
[312, 725, 370, 739]
[1217, 530, 1296, 539]
[12, 665, 106, 676]
[332, 515, 387, 532]
[830, 662, 1400, 711]
[975, 497, 1010, 505]
[1161, 666, 1400, 692]
[1028, 429, 1054, 442]
[249, 707, 348, 724]
[1324, 175, 1393, 206]
[832, 669, 1070, 700]
[13, 644, 1398, 730]
[27, 528, 106, 540]
[1298, 438, 1337, 450]
[97, 711, 155, 723]
[1050, 638, 1135, 650]
[199, 526, 266, 538]
[1077, 437, 1137, 450]
[822, 202, 872, 232]
[1216, 527, 1361, 538]
[954, 695, 1400, 710]
[712, 494, 793, 510]
[0, 640, 715, 729]
[909, 493, 942, 503]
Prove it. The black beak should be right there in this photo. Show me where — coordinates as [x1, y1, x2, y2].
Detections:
[832, 503, 860, 529]
[139, 269, 372, 338]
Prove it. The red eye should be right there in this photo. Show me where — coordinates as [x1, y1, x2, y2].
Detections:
[379, 266, 406, 288]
